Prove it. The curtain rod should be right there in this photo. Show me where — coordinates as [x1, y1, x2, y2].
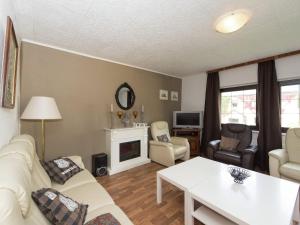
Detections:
[207, 49, 300, 73]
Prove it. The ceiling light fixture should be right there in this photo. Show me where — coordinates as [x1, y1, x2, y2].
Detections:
[215, 9, 251, 34]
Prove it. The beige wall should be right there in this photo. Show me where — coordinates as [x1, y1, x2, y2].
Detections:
[20, 42, 181, 170]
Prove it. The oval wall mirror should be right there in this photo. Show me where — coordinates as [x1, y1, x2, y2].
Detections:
[115, 82, 135, 110]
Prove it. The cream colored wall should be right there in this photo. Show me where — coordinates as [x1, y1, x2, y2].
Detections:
[0, 1, 20, 148]
[20, 41, 181, 170]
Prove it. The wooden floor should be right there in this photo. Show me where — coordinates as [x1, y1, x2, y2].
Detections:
[97, 162, 203, 225]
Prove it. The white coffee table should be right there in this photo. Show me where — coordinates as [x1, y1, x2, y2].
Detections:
[156, 157, 300, 225]
[157, 157, 229, 225]
[189, 165, 300, 225]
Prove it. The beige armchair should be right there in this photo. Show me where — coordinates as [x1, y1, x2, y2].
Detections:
[269, 128, 300, 183]
[149, 121, 190, 167]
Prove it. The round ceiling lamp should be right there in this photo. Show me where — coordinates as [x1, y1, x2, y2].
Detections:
[215, 9, 251, 33]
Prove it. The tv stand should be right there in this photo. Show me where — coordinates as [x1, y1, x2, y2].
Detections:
[172, 128, 201, 156]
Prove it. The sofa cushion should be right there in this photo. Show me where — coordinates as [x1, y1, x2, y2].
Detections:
[32, 156, 52, 191]
[0, 189, 25, 225]
[32, 188, 88, 225]
[220, 136, 240, 151]
[42, 158, 83, 184]
[280, 162, 300, 181]
[52, 169, 96, 192]
[214, 150, 241, 166]
[62, 182, 114, 212]
[85, 205, 133, 225]
[0, 156, 32, 216]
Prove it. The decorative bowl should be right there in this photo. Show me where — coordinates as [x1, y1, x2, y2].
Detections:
[228, 166, 250, 184]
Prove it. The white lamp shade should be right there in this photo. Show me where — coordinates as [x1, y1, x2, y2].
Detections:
[21, 96, 62, 120]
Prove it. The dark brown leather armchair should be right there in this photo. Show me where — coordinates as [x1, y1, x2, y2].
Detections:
[207, 124, 258, 170]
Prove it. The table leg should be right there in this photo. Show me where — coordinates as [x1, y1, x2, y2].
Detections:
[292, 192, 300, 224]
[157, 174, 162, 204]
[184, 191, 194, 225]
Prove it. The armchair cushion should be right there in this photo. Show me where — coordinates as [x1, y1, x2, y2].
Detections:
[220, 136, 240, 151]
[157, 134, 170, 143]
[280, 162, 300, 181]
[149, 140, 173, 148]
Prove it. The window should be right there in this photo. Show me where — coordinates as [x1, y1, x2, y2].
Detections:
[221, 85, 257, 127]
[280, 79, 300, 130]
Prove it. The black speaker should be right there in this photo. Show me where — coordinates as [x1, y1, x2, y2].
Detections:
[92, 153, 108, 177]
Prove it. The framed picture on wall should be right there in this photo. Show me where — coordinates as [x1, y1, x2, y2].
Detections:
[1, 16, 18, 109]
[171, 91, 178, 101]
[159, 89, 168, 100]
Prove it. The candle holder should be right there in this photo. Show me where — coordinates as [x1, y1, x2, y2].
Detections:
[117, 111, 123, 119]
[133, 110, 138, 119]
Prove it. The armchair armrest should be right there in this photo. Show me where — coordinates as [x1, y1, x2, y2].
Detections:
[206, 140, 220, 159]
[149, 140, 173, 148]
[64, 156, 85, 169]
[268, 149, 289, 166]
[208, 140, 221, 151]
[170, 137, 189, 146]
[241, 145, 257, 170]
[242, 145, 258, 154]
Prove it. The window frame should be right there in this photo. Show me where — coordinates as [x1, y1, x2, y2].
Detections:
[220, 84, 258, 130]
[279, 79, 300, 133]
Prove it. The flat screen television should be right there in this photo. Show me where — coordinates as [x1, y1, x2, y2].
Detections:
[173, 111, 203, 128]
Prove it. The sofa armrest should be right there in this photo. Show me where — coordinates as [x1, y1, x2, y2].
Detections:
[64, 156, 85, 169]
[149, 140, 173, 148]
[170, 137, 189, 146]
[268, 149, 289, 166]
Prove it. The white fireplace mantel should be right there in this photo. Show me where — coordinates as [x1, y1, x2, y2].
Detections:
[104, 126, 150, 175]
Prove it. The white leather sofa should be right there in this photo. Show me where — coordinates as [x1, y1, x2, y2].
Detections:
[269, 128, 300, 183]
[0, 134, 133, 225]
[149, 121, 190, 167]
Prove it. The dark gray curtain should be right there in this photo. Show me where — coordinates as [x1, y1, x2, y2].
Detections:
[201, 72, 221, 155]
[257, 60, 282, 170]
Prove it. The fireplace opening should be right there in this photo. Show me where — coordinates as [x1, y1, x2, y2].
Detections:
[119, 140, 141, 162]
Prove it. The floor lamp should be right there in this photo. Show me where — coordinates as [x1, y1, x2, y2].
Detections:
[21, 96, 62, 161]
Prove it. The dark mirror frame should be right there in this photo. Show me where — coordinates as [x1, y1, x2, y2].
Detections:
[115, 82, 136, 110]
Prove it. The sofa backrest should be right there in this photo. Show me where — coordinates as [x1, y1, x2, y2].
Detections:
[151, 121, 171, 141]
[286, 128, 300, 163]
[0, 134, 52, 225]
[10, 135, 51, 190]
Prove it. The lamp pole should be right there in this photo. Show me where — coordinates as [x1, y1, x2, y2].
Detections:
[41, 119, 45, 161]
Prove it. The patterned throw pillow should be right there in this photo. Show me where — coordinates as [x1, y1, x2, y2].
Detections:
[157, 134, 170, 143]
[42, 158, 83, 184]
[220, 136, 240, 151]
[85, 213, 121, 225]
[32, 188, 88, 225]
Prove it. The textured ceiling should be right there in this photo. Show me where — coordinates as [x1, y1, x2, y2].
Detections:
[11, 0, 300, 77]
